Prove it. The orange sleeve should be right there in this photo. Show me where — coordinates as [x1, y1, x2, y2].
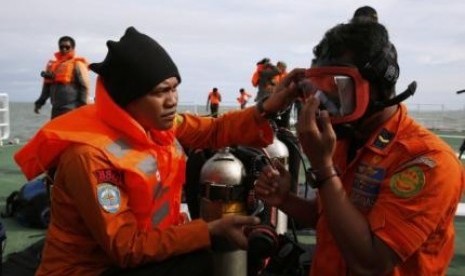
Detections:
[59, 145, 211, 267]
[175, 106, 274, 149]
[367, 150, 464, 261]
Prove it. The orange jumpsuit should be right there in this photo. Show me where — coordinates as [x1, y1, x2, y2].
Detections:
[311, 104, 464, 275]
[15, 79, 274, 275]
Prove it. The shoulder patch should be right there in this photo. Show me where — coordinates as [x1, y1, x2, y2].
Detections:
[97, 183, 121, 213]
[390, 166, 425, 198]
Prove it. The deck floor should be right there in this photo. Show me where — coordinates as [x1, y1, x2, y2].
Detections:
[1, 144, 464, 274]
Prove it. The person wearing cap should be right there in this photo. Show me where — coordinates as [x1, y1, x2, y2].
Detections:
[14, 26, 302, 276]
[254, 22, 464, 275]
[34, 36, 90, 119]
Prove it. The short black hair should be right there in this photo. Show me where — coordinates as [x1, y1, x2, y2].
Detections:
[58, 36, 76, 48]
[352, 6, 378, 23]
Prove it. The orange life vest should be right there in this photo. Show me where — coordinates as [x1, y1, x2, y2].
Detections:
[15, 77, 186, 230]
[273, 71, 287, 85]
[208, 91, 221, 104]
[237, 92, 251, 105]
[43, 51, 87, 84]
[251, 64, 265, 87]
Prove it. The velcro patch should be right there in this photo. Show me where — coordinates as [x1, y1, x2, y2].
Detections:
[97, 183, 121, 213]
[390, 166, 425, 198]
[372, 128, 394, 149]
[394, 156, 436, 173]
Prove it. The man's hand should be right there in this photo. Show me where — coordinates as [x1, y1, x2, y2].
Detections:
[208, 215, 260, 250]
[296, 95, 336, 170]
[254, 160, 292, 208]
[34, 106, 40, 114]
[261, 68, 306, 115]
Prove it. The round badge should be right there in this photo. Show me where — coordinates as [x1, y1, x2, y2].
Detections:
[97, 183, 121, 213]
[390, 166, 425, 198]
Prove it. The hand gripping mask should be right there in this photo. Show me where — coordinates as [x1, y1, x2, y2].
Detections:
[299, 66, 370, 125]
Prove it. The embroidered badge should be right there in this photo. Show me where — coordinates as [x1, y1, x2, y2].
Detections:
[97, 183, 121, 213]
[390, 166, 425, 198]
[372, 128, 394, 150]
[93, 169, 123, 186]
[350, 163, 385, 210]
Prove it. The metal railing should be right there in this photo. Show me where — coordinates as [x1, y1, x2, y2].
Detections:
[0, 93, 10, 143]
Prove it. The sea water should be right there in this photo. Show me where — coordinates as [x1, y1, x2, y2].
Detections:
[5, 102, 240, 143]
[5, 101, 465, 144]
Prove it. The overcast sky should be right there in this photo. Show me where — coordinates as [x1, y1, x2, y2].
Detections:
[1, 0, 465, 109]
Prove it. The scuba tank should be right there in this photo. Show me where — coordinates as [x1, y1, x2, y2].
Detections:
[262, 133, 289, 235]
[199, 147, 248, 276]
[263, 133, 289, 168]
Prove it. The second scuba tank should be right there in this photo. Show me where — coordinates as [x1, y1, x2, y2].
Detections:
[199, 147, 247, 276]
[262, 134, 289, 235]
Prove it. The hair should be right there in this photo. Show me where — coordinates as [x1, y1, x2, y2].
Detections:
[257, 57, 270, 65]
[58, 36, 76, 48]
[312, 22, 398, 101]
[277, 61, 287, 68]
[213, 87, 218, 92]
[351, 6, 378, 23]
[240, 88, 245, 93]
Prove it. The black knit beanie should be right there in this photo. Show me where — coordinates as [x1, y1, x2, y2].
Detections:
[89, 26, 181, 107]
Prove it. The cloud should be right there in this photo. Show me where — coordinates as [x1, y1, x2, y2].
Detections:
[1, 0, 465, 110]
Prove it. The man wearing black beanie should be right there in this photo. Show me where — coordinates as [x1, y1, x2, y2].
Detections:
[15, 26, 304, 275]
[89, 26, 181, 108]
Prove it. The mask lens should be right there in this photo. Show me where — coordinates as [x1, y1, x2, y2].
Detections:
[334, 76, 355, 116]
[312, 75, 355, 117]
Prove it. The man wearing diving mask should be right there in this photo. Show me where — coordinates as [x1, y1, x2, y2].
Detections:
[254, 21, 464, 275]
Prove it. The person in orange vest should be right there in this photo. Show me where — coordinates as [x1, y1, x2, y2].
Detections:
[273, 61, 288, 84]
[34, 36, 90, 119]
[236, 88, 252, 109]
[206, 87, 222, 117]
[254, 22, 464, 275]
[252, 58, 280, 102]
[14, 26, 303, 276]
[251, 57, 269, 88]
[272, 61, 294, 129]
